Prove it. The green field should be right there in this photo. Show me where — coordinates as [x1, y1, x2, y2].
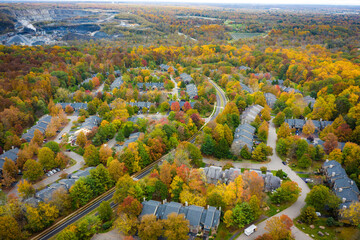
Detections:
[230, 32, 265, 40]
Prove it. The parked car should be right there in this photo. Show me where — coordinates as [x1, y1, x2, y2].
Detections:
[56, 168, 61, 172]
[66, 149, 71, 152]
[282, 161, 287, 165]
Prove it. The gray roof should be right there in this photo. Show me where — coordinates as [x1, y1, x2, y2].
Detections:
[239, 66, 251, 71]
[22, 114, 52, 142]
[160, 64, 177, 72]
[168, 101, 195, 109]
[110, 77, 123, 90]
[236, 123, 256, 134]
[81, 116, 101, 130]
[127, 101, 154, 109]
[24, 197, 41, 207]
[240, 83, 253, 93]
[264, 93, 277, 108]
[140, 200, 220, 233]
[137, 82, 164, 90]
[0, 148, 19, 170]
[180, 73, 193, 83]
[281, 86, 302, 94]
[186, 84, 198, 99]
[322, 160, 360, 209]
[35, 187, 56, 202]
[234, 130, 253, 141]
[71, 167, 95, 179]
[57, 103, 88, 111]
[59, 178, 76, 190]
[241, 105, 263, 124]
[6, 35, 31, 46]
[303, 96, 316, 107]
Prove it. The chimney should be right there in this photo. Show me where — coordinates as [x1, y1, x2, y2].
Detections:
[326, 159, 329, 162]
[342, 198, 346, 203]
[339, 188, 343, 192]
[351, 181, 354, 185]
[185, 201, 188, 206]
[330, 165, 334, 169]
[143, 197, 146, 202]
[219, 206, 221, 212]
[207, 205, 209, 209]
[332, 172, 335, 177]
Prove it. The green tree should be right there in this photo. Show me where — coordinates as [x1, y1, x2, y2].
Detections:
[115, 130, 125, 142]
[298, 154, 312, 169]
[305, 185, 341, 212]
[232, 202, 255, 228]
[113, 174, 135, 203]
[56, 229, 78, 240]
[88, 164, 114, 196]
[44, 141, 60, 153]
[271, 181, 301, 204]
[38, 147, 56, 170]
[252, 143, 272, 162]
[25, 202, 59, 232]
[70, 178, 93, 208]
[296, 139, 308, 159]
[240, 145, 251, 159]
[83, 144, 100, 166]
[273, 112, 285, 127]
[23, 159, 43, 181]
[214, 138, 230, 159]
[98, 201, 112, 222]
[249, 195, 261, 219]
[201, 134, 216, 155]
[76, 131, 87, 148]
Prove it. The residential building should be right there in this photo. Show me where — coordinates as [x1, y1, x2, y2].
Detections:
[285, 119, 333, 131]
[110, 77, 123, 90]
[57, 103, 88, 112]
[231, 123, 256, 155]
[180, 73, 193, 84]
[186, 83, 198, 99]
[240, 104, 263, 124]
[240, 82, 253, 93]
[168, 101, 195, 110]
[322, 160, 360, 209]
[303, 96, 316, 107]
[137, 82, 164, 91]
[160, 64, 177, 72]
[21, 114, 52, 142]
[0, 147, 19, 176]
[264, 93, 277, 108]
[140, 200, 221, 237]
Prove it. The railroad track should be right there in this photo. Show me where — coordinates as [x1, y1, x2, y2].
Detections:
[32, 79, 227, 240]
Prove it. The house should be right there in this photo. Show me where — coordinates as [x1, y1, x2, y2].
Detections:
[140, 200, 221, 236]
[0, 147, 19, 176]
[114, 70, 121, 77]
[303, 96, 316, 108]
[186, 84, 198, 99]
[240, 105, 263, 124]
[180, 73, 193, 84]
[137, 82, 164, 91]
[285, 119, 333, 131]
[70, 167, 95, 179]
[264, 93, 277, 108]
[322, 160, 360, 209]
[21, 115, 52, 142]
[110, 77, 123, 90]
[231, 123, 256, 155]
[168, 101, 195, 110]
[24, 197, 41, 207]
[281, 86, 302, 95]
[160, 64, 177, 72]
[59, 178, 76, 190]
[35, 187, 56, 202]
[239, 66, 251, 71]
[240, 82, 253, 93]
[74, 115, 101, 137]
[127, 101, 154, 110]
[57, 103, 88, 112]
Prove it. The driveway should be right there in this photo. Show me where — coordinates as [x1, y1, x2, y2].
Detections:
[204, 119, 311, 239]
[54, 116, 78, 144]
[170, 76, 179, 100]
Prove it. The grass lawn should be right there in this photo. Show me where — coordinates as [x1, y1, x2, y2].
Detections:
[266, 199, 293, 217]
[215, 222, 239, 240]
[294, 217, 360, 240]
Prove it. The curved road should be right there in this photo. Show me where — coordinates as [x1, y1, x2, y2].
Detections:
[31, 78, 227, 240]
[205, 120, 311, 239]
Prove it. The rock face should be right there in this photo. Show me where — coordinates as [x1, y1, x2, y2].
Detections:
[0, 8, 95, 22]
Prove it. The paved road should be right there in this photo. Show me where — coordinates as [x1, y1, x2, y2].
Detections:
[54, 116, 78, 144]
[33, 152, 85, 190]
[205, 120, 312, 239]
[170, 76, 179, 100]
[31, 78, 228, 240]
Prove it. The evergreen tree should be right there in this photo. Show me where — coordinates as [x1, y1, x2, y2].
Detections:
[201, 134, 216, 155]
[214, 138, 230, 159]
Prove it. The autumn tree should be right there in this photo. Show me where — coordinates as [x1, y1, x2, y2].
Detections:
[51, 188, 72, 215]
[323, 133, 338, 154]
[99, 144, 112, 165]
[115, 213, 139, 236]
[277, 122, 291, 139]
[264, 215, 293, 240]
[23, 159, 43, 181]
[171, 102, 180, 112]
[302, 120, 315, 136]
[232, 202, 255, 228]
[0, 215, 23, 240]
[83, 144, 100, 166]
[300, 206, 318, 224]
[70, 178, 93, 208]
[18, 179, 35, 199]
[117, 196, 142, 217]
[223, 210, 234, 227]
[138, 214, 163, 240]
[31, 129, 44, 146]
[25, 202, 59, 232]
[2, 157, 18, 187]
[252, 143, 273, 162]
[76, 131, 87, 148]
[163, 213, 189, 240]
[341, 202, 360, 226]
[108, 159, 126, 181]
